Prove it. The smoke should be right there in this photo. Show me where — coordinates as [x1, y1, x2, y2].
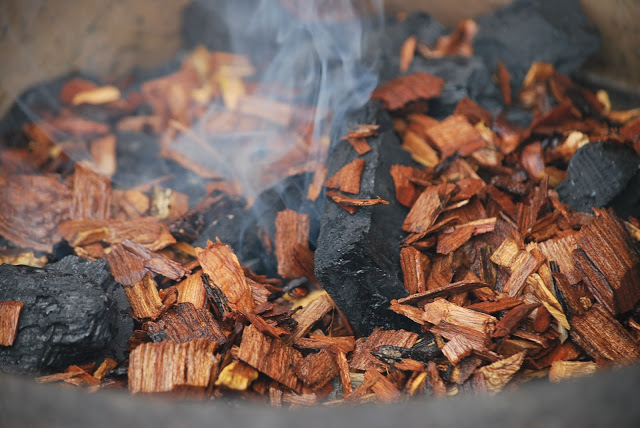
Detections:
[173, 0, 384, 197]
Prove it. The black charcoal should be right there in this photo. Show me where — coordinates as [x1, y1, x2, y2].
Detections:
[315, 101, 418, 336]
[409, 56, 503, 119]
[0, 256, 132, 375]
[474, 0, 600, 92]
[557, 142, 640, 218]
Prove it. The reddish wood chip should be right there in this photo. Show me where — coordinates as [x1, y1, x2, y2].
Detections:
[196, 242, 254, 312]
[402, 130, 440, 167]
[293, 348, 338, 389]
[0, 301, 24, 346]
[571, 304, 640, 365]
[574, 209, 640, 315]
[402, 184, 455, 233]
[106, 240, 188, 286]
[454, 97, 493, 125]
[390, 165, 428, 207]
[396, 280, 488, 306]
[502, 248, 546, 298]
[326, 190, 389, 214]
[144, 302, 227, 344]
[497, 60, 512, 105]
[124, 272, 164, 320]
[400, 246, 429, 294]
[350, 328, 418, 372]
[476, 351, 525, 394]
[275, 210, 315, 280]
[128, 338, 219, 394]
[423, 299, 497, 336]
[307, 166, 327, 202]
[288, 292, 333, 339]
[371, 73, 445, 111]
[417, 19, 477, 59]
[425, 115, 487, 158]
[71, 163, 112, 221]
[293, 334, 355, 354]
[399, 35, 417, 72]
[238, 325, 302, 391]
[348, 138, 372, 155]
[325, 158, 366, 195]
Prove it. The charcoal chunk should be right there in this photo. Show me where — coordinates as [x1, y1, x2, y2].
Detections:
[409, 56, 503, 119]
[315, 101, 418, 336]
[474, 0, 600, 92]
[0, 256, 132, 374]
[377, 12, 446, 83]
[557, 142, 640, 218]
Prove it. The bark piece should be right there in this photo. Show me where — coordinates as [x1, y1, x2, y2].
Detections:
[128, 338, 219, 394]
[0, 301, 24, 346]
[325, 158, 365, 195]
[425, 115, 486, 158]
[573, 209, 640, 315]
[570, 304, 640, 364]
[423, 299, 497, 336]
[238, 325, 302, 391]
[350, 328, 418, 372]
[196, 243, 254, 312]
[371, 72, 445, 111]
[549, 361, 597, 383]
[476, 351, 525, 394]
[145, 302, 226, 344]
[275, 210, 315, 280]
[125, 272, 164, 320]
[293, 349, 338, 389]
[214, 361, 259, 391]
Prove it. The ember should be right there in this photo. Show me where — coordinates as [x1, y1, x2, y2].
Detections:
[1, 0, 640, 410]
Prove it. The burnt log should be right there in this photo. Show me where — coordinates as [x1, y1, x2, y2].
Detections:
[0, 256, 132, 374]
[315, 101, 418, 335]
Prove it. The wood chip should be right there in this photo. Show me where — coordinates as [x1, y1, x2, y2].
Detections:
[476, 351, 525, 394]
[426, 361, 447, 397]
[128, 338, 219, 394]
[325, 158, 365, 195]
[72, 85, 121, 105]
[350, 328, 418, 372]
[293, 348, 338, 389]
[124, 272, 164, 320]
[196, 242, 254, 312]
[399, 35, 417, 72]
[336, 351, 352, 396]
[326, 190, 389, 214]
[214, 361, 259, 391]
[549, 361, 597, 383]
[390, 165, 428, 207]
[176, 273, 206, 309]
[0, 301, 24, 346]
[400, 246, 428, 294]
[275, 210, 315, 280]
[293, 334, 355, 354]
[491, 303, 540, 338]
[59, 217, 176, 251]
[496, 61, 512, 106]
[402, 184, 454, 233]
[238, 325, 302, 391]
[288, 292, 333, 339]
[145, 302, 227, 344]
[454, 97, 493, 125]
[396, 280, 488, 306]
[106, 240, 188, 286]
[425, 115, 486, 158]
[307, 166, 327, 201]
[570, 304, 640, 364]
[502, 248, 546, 298]
[93, 358, 118, 380]
[423, 299, 497, 336]
[401, 130, 440, 167]
[574, 209, 640, 315]
[371, 73, 445, 111]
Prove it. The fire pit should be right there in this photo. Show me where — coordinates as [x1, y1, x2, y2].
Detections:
[1, 0, 640, 424]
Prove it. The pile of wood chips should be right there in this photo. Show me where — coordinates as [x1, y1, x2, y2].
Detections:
[2, 36, 640, 406]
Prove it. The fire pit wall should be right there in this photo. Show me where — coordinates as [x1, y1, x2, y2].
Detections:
[1, 0, 640, 117]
